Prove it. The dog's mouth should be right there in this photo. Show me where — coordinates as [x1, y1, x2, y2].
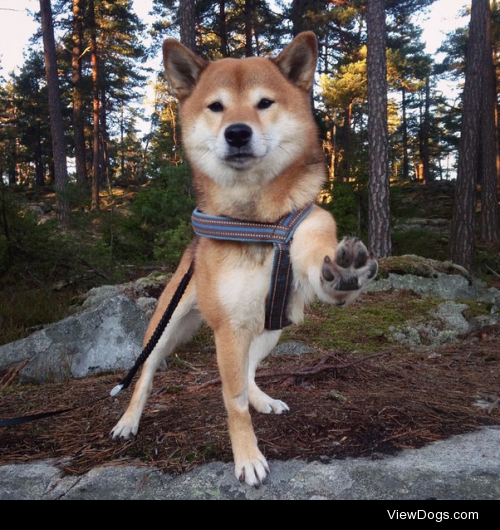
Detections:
[224, 151, 260, 168]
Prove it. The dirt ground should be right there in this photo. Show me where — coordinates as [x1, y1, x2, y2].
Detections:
[1, 319, 499, 476]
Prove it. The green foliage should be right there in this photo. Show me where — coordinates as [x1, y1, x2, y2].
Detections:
[154, 221, 193, 267]
[323, 183, 364, 238]
[133, 164, 194, 230]
[100, 164, 195, 264]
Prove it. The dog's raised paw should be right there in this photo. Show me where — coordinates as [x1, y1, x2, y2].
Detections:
[321, 237, 378, 302]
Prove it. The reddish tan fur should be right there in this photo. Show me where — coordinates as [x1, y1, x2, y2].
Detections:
[112, 33, 377, 487]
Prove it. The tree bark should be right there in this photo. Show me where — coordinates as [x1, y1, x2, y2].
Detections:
[89, 0, 100, 211]
[72, 0, 88, 191]
[367, 0, 392, 258]
[480, 0, 500, 243]
[179, 0, 196, 52]
[450, 0, 488, 271]
[337, 103, 352, 184]
[422, 76, 431, 185]
[290, 0, 305, 36]
[402, 87, 409, 181]
[34, 121, 45, 187]
[219, 1, 228, 57]
[245, 0, 254, 57]
[39, 0, 70, 223]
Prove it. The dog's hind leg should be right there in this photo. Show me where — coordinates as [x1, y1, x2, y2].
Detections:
[247, 331, 290, 415]
[111, 251, 202, 441]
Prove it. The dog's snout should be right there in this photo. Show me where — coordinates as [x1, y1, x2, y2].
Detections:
[225, 123, 253, 148]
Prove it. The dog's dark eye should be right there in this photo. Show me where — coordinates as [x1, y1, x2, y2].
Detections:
[257, 99, 275, 110]
[208, 102, 224, 113]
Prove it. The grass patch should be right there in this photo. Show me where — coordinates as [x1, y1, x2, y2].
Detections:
[0, 288, 76, 346]
[283, 293, 449, 354]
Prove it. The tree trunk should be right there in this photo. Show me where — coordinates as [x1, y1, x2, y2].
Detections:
[402, 87, 409, 181]
[179, 0, 196, 52]
[39, 0, 70, 223]
[120, 103, 125, 181]
[245, 0, 254, 57]
[89, 0, 100, 211]
[422, 76, 431, 185]
[338, 103, 352, 184]
[450, 0, 487, 271]
[219, 1, 228, 57]
[480, 0, 500, 243]
[35, 121, 45, 187]
[367, 0, 392, 258]
[72, 0, 88, 191]
[291, 0, 304, 36]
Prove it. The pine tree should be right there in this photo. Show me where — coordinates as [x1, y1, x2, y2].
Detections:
[480, 0, 500, 243]
[11, 52, 52, 188]
[367, 0, 392, 258]
[39, 0, 70, 223]
[72, 0, 88, 191]
[450, 0, 488, 271]
[179, 0, 196, 51]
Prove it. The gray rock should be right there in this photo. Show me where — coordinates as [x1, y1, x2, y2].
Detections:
[23, 205, 44, 218]
[368, 272, 483, 300]
[1, 427, 499, 500]
[80, 273, 170, 313]
[136, 297, 158, 319]
[82, 285, 123, 310]
[272, 341, 318, 356]
[432, 302, 470, 335]
[393, 218, 450, 234]
[0, 296, 148, 382]
[388, 301, 498, 350]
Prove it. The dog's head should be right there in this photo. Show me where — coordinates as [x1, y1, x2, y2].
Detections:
[163, 33, 319, 187]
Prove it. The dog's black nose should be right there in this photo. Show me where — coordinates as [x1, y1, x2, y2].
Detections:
[225, 123, 253, 148]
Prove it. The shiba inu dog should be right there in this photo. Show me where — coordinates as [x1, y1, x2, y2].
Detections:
[112, 32, 378, 487]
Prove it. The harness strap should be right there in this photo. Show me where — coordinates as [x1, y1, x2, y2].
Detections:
[192, 204, 313, 330]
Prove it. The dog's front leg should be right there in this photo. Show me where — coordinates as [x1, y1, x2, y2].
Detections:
[214, 326, 269, 488]
[292, 206, 378, 305]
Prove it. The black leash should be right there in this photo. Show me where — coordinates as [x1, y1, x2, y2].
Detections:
[0, 395, 111, 428]
[110, 261, 194, 397]
[0, 262, 195, 429]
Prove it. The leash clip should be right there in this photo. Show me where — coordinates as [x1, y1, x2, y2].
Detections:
[110, 384, 124, 397]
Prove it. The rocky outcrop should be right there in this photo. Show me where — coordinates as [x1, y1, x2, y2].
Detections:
[368, 255, 500, 312]
[80, 272, 169, 319]
[0, 296, 148, 383]
[389, 301, 498, 350]
[1, 427, 499, 500]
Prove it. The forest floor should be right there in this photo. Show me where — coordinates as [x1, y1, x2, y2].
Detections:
[0, 289, 499, 476]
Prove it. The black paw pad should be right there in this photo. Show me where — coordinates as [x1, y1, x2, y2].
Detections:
[337, 277, 360, 292]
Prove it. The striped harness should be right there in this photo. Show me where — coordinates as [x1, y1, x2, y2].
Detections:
[192, 204, 314, 331]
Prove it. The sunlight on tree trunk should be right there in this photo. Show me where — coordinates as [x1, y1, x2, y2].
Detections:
[72, 0, 88, 192]
[90, 0, 100, 211]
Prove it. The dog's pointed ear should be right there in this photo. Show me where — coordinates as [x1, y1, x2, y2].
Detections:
[163, 40, 208, 100]
[274, 32, 318, 92]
